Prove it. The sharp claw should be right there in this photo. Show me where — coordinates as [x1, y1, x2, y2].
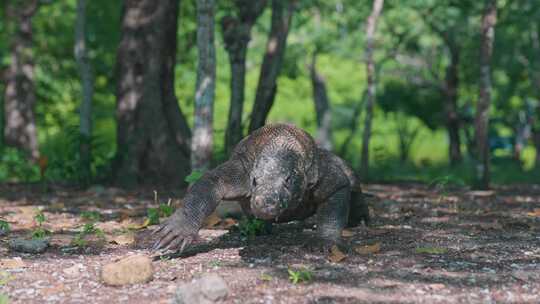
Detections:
[152, 230, 171, 250]
[179, 237, 191, 253]
[165, 237, 183, 252]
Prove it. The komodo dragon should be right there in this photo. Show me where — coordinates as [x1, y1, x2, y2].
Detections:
[153, 123, 369, 252]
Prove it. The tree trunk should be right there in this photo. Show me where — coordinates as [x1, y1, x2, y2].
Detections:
[309, 53, 333, 150]
[192, 0, 216, 171]
[113, 0, 191, 187]
[359, 0, 384, 180]
[75, 0, 93, 184]
[221, 0, 267, 155]
[248, 0, 294, 133]
[3, 0, 40, 160]
[445, 46, 462, 166]
[474, 0, 497, 189]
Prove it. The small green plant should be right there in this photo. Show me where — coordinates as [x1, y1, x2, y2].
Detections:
[185, 170, 204, 185]
[31, 211, 50, 239]
[147, 203, 176, 225]
[159, 203, 175, 217]
[288, 268, 313, 284]
[208, 260, 222, 267]
[71, 221, 105, 248]
[0, 220, 10, 234]
[237, 217, 270, 238]
[81, 211, 101, 222]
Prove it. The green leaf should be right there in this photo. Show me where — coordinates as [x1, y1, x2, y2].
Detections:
[184, 170, 204, 184]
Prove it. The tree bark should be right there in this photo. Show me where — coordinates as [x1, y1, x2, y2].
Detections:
[474, 0, 497, 189]
[113, 0, 191, 187]
[445, 45, 462, 166]
[75, 0, 93, 184]
[221, 0, 267, 155]
[309, 53, 333, 150]
[248, 0, 294, 133]
[3, 0, 40, 160]
[192, 0, 216, 171]
[359, 0, 384, 180]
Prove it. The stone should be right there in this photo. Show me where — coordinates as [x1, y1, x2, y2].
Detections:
[101, 255, 153, 286]
[172, 274, 229, 304]
[9, 238, 49, 254]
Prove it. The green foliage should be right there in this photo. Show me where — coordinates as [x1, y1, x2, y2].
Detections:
[184, 170, 205, 185]
[237, 217, 271, 239]
[147, 204, 176, 225]
[0, 148, 39, 182]
[288, 268, 313, 284]
[31, 211, 50, 239]
[81, 211, 101, 222]
[0, 220, 9, 234]
[0, 293, 8, 304]
[71, 222, 105, 248]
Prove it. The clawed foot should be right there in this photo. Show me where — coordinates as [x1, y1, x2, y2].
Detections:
[151, 210, 199, 254]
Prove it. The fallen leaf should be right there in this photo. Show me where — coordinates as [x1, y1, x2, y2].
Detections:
[415, 247, 447, 254]
[0, 258, 25, 269]
[218, 218, 237, 229]
[355, 242, 381, 255]
[328, 245, 347, 263]
[109, 233, 135, 245]
[427, 283, 446, 290]
[341, 229, 355, 237]
[527, 208, 540, 217]
[203, 212, 222, 228]
[123, 218, 150, 230]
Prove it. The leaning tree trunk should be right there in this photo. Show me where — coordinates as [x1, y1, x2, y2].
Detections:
[75, 0, 94, 184]
[309, 53, 333, 151]
[3, 0, 40, 160]
[192, 0, 216, 171]
[248, 0, 294, 133]
[445, 46, 462, 166]
[359, 0, 384, 180]
[474, 0, 497, 189]
[221, 0, 267, 155]
[113, 0, 191, 187]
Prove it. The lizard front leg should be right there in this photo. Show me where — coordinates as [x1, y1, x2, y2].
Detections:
[152, 159, 248, 252]
[305, 186, 350, 253]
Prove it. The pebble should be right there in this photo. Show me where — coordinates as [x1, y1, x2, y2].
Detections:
[9, 238, 49, 254]
[101, 255, 153, 286]
[172, 274, 229, 304]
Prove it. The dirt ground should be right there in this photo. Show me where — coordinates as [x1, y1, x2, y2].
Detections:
[1, 182, 539, 304]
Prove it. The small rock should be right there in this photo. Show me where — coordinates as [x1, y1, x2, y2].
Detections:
[101, 255, 153, 286]
[172, 274, 229, 304]
[9, 238, 49, 254]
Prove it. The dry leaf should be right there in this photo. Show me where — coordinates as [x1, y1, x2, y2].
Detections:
[328, 245, 347, 263]
[0, 257, 25, 269]
[123, 218, 150, 230]
[527, 208, 540, 217]
[203, 212, 222, 228]
[355, 242, 381, 255]
[219, 218, 237, 229]
[341, 229, 355, 237]
[109, 233, 135, 245]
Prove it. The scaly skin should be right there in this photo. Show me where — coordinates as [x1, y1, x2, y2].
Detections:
[152, 123, 369, 252]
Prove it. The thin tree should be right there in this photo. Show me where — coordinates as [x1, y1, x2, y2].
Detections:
[113, 0, 191, 187]
[192, 0, 216, 171]
[309, 53, 332, 150]
[3, 0, 40, 160]
[221, 0, 267, 155]
[74, 0, 93, 184]
[474, 0, 497, 189]
[359, 0, 384, 180]
[248, 0, 294, 133]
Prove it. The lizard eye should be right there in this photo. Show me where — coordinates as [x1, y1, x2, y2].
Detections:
[252, 177, 257, 187]
[285, 175, 291, 184]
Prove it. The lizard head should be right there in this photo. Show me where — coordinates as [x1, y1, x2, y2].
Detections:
[250, 150, 307, 220]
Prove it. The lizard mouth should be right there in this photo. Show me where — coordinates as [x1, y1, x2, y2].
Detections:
[252, 207, 280, 220]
